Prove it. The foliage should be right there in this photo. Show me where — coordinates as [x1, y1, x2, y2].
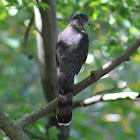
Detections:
[48, 126, 60, 140]
[0, 0, 140, 139]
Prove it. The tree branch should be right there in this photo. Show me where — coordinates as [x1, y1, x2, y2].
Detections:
[23, 13, 35, 58]
[34, 25, 42, 36]
[73, 37, 140, 95]
[17, 99, 58, 129]
[23, 12, 38, 61]
[0, 110, 30, 140]
[16, 37, 140, 128]
[74, 92, 140, 108]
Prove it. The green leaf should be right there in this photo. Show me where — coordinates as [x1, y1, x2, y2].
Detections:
[39, 2, 50, 10]
[48, 126, 60, 140]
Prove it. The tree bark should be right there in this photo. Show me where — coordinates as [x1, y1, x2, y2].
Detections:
[58, 126, 71, 140]
[35, 0, 58, 102]
[35, 1, 70, 140]
[0, 110, 30, 140]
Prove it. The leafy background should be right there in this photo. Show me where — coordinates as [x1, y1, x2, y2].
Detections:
[0, 0, 140, 139]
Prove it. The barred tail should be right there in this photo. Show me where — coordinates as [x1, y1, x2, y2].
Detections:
[56, 92, 73, 126]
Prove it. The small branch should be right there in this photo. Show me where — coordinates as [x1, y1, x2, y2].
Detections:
[23, 13, 38, 61]
[25, 2, 34, 14]
[73, 37, 140, 95]
[23, 13, 34, 59]
[16, 37, 140, 128]
[17, 98, 58, 129]
[74, 92, 140, 108]
[34, 25, 42, 36]
[20, 1, 38, 61]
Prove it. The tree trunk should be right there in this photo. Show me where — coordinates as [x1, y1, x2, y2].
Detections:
[34, 1, 70, 140]
[58, 126, 71, 140]
[35, 0, 58, 102]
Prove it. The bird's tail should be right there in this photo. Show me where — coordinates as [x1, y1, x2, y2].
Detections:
[56, 91, 73, 126]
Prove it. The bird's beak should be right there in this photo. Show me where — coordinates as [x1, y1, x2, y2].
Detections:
[87, 19, 91, 26]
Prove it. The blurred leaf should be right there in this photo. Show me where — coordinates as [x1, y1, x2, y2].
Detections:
[48, 126, 60, 140]
[129, 27, 138, 35]
[39, 2, 50, 10]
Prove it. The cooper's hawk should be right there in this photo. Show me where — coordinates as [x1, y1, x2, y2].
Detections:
[56, 13, 90, 126]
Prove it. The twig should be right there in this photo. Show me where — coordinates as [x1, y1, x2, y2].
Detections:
[23, 13, 35, 59]
[17, 37, 140, 129]
[74, 92, 140, 108]
[23, 14, 38, 62]
[34, 25, 42, 36]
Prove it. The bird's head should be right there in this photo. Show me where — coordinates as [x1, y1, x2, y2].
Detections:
[70, 13, 90, 29]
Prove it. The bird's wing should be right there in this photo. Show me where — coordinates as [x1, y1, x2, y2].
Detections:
[56, 31, 89, 76]
[75, 32, 89, 74]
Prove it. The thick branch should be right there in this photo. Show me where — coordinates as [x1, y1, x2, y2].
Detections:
[17, 37, 140, 128]
[0, 110, 30, 140]
[17, 99, 58, 129]
[74, 92, 140, 108]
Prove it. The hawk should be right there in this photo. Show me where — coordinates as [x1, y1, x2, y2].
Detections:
[56, 13, 90, 126]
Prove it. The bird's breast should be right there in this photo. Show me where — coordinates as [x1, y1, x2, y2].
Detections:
[65, 33, 82, 48]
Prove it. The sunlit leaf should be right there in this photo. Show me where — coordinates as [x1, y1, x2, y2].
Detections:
[129, 27, 138, 35]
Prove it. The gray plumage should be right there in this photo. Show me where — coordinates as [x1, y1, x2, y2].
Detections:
[56, 13, 90, 126]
